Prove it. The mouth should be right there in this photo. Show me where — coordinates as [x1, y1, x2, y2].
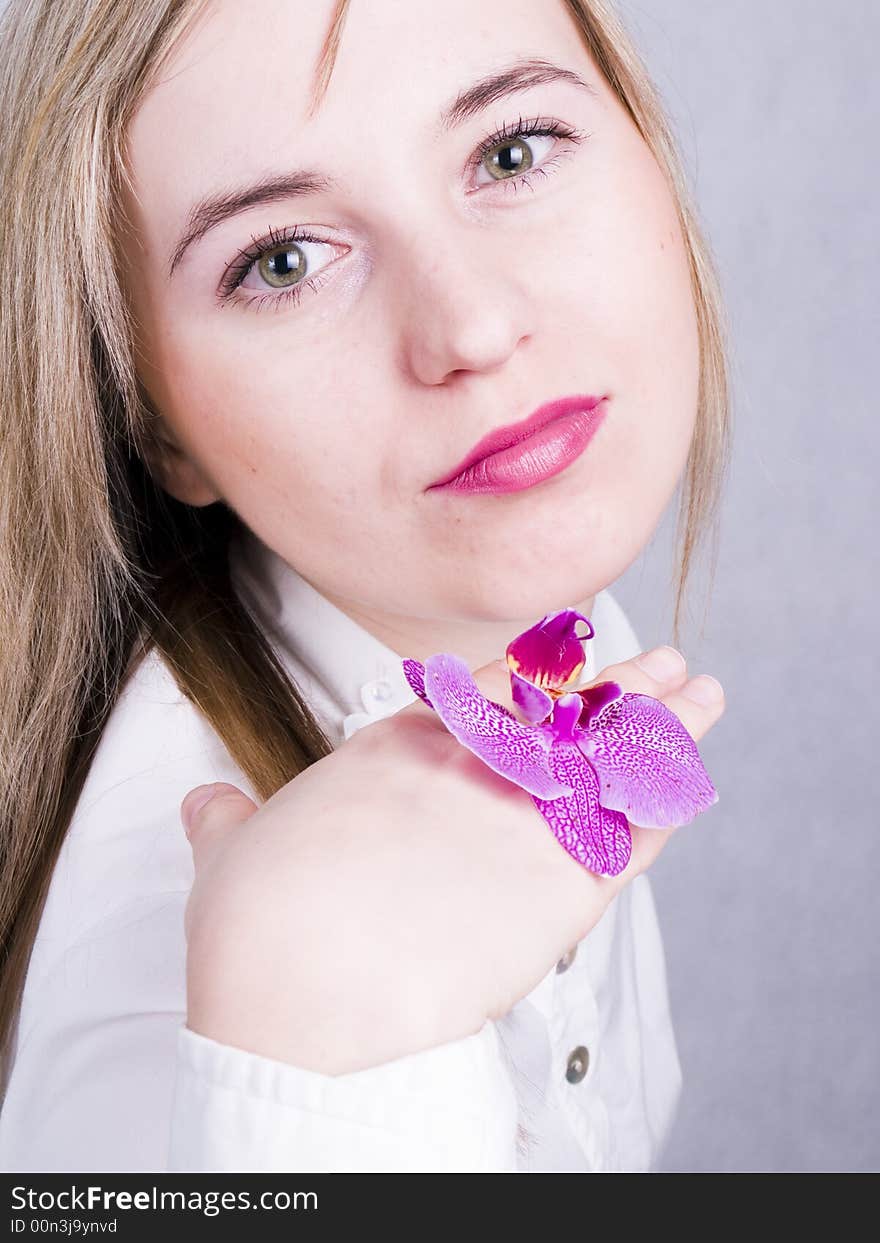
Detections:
[426, 393, 610, 495]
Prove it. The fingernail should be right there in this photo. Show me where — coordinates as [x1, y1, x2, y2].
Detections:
[635, 645, 685, 681]
[683, 674, 724, 705]
[181, 784, 219, 837]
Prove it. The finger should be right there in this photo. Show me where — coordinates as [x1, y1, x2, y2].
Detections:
[180, 782, 259, 862]
[470, 658, 518, 713]
[656, 674, 726, 743]
[587, 646, 725, 741]
[585, 644, 690, 697]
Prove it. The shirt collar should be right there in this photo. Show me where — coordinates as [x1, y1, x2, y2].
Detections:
[228, 525, 631, 747]
[229, 526, 415, 745]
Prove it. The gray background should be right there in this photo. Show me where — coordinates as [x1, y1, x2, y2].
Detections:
[613, 0, 878, 1172]
[2, 0, 873, 1176]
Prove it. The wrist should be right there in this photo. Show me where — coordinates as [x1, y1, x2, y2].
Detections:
[185, 891, 484, 1075]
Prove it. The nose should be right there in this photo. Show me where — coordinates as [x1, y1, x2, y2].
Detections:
[395, 230, 534, 386]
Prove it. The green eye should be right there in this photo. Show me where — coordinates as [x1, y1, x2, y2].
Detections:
[471, 117, 588, 191]
[257, 244, 308, 289]
[482, 134, 538, 181]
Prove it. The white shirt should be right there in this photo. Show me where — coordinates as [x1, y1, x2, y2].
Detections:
[0, 526, 682, 1173]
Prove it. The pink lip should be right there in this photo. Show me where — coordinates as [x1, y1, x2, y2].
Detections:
[427, 393, 609, 495]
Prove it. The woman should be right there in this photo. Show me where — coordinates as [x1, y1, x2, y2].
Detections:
[0, 0, 730, 1172]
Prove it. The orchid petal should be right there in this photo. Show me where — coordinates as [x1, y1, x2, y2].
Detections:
[506, 607, 595, 693]
[423, 653, 573, 800]
[510, 670, 554, 724]
[576, 680, 624, 727]
[402, 658, 433, 709]
[531, 741, 632, 877]
[578, 692, 718, 828]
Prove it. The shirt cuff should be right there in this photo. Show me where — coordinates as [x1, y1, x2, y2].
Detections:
[167, 1020, 519, 1172]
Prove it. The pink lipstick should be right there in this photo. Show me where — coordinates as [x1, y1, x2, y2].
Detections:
[427, 393, 609, 496]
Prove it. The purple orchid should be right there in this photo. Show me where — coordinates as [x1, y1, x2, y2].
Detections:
[401, 607, 718, 878]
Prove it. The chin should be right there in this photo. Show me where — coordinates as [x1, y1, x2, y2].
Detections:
[467, 519, 644, 619]
[445, 563, 611, 626]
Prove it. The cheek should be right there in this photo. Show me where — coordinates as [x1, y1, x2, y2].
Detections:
[554, 145, 700, 494]
[153, 323, 380, 521]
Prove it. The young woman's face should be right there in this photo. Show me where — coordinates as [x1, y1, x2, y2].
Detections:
[121, 0, 699, 625]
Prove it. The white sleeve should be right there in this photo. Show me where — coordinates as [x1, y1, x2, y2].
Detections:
[167, 1019, 520, 1173]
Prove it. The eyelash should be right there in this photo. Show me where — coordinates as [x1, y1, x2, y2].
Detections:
[218, 114, 589, 313]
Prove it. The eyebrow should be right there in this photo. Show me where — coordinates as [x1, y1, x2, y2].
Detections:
[167, 57, 596, 280]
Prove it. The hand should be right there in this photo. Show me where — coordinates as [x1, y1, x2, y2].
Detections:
[180, 646, 724, 1073]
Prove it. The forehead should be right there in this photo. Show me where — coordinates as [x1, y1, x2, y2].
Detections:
[125, 0, 593, 225]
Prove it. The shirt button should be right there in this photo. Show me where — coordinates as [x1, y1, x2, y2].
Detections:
[565, 1045, 590, 1084]
[556, 944, 578, 973]
[368, 679, 393, 703]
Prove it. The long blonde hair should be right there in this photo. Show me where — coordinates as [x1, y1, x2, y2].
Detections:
[0, 0, 731, 1089]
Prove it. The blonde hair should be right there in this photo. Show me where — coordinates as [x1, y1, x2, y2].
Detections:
[0, 0, 731, 1089]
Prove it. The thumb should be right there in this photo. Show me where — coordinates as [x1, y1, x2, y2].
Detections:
[470, 657, 518, 715]
[180, 782, 259, 859]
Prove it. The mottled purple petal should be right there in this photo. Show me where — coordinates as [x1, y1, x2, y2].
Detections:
[423, 653, 573, 799]
[506, 608, 595, 693]
[576, 680, 624, 727]
[578, 692, 718, 828]
[510, 670, 554, 724]
[402, 658, 433, 708]
[532, 742, 632, 877]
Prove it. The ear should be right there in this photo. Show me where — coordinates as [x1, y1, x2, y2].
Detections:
[141, 420, 223, 508]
